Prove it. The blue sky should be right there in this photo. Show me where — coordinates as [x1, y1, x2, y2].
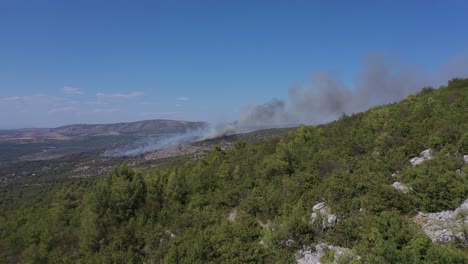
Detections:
[1, 0, 467, 128]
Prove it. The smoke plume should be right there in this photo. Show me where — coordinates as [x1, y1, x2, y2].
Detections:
[229, 52, 467, 131]
[104, 52, 467, 157]
[103, 128, 210, 157]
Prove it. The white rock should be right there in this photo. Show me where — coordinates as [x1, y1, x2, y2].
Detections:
[410, 149, 433, 166]
[296, 248, 321, 264]
[456, 199, 468, 212]
[414, 199, 468, 244]
[313, 202, 326, 211]
[421, 149, 432, 159]
[286, 239, 295, 246]
[327, 215, 337, 225]
[392, 182, 410, 193]
[228, 210, 237, 222]
[310, 202, 337, 230]
[464, 155, 468, 163]
[296, 243, 357, 264]
[410, 157, 423, 165]
[310, 212, 317, 220]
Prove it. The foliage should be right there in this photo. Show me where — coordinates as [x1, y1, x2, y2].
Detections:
[1, 79, 468, 262]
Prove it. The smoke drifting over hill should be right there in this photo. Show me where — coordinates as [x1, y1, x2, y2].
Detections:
[204, 53, 467, 139]
[237, 54, 427, 129]
[103, 129, 208, 157]
[104, 53, 467, 157]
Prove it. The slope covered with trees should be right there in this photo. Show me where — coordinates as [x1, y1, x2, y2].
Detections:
[1, 79, 468, 263]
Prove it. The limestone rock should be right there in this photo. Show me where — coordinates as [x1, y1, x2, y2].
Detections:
[228, 210, 237, 222]
[296, 243, 357, 264]
[310, 202, 337, 230]
[392, 182, 410, 193]
[410, 149, 432, 166]
[413, 199, 468, 244]
[327, 215, 337, 225]
[312, 202, 326, 211]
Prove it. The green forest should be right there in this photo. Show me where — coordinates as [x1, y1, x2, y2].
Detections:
[1, 79, 468, 263]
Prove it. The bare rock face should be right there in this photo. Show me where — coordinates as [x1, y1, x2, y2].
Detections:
[410, 149, 433, 166]
[310, 202, 337, 230]
[296, 243, 357, 264]
[313, 202, 326, 211]
[392, 182, 410, 193]
[413, 199, 468, 244]
[228, 210, 237, 222]
[464, 155, 468, 164]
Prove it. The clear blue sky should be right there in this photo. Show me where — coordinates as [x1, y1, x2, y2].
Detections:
[1, 0, 467, 128]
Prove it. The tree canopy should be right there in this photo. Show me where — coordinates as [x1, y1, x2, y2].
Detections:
[1, 79, 468, 263]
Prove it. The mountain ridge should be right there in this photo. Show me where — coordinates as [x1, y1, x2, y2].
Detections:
[0, 119, 207, 141]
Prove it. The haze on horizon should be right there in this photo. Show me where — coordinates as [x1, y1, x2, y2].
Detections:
[1, 1, 468, 129]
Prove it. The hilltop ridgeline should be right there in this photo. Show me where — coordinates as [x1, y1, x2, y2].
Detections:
[0, 119, 207, 140]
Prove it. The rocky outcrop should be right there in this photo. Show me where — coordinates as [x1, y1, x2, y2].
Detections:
[464, 155, 468, 164]
[310, 203, 337, 230]
[413, 199, 468, 244]
[410, 149, 432, 166]
[296, 243, 357, 264]
[228, 210, 237, 222]
[392, 182, 410, 193]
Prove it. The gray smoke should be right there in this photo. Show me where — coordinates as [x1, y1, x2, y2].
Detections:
[104, 52, 468, 157]
[440, 52, 468, 83]
[103, 128, 210, 157]
[285, 54, 430, 124]
[237, 98, 298, 128]
[229, 52, 467, 130]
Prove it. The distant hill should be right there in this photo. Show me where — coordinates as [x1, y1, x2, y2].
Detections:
[0, 119, 207, 141]
[0, 119, 207, 161]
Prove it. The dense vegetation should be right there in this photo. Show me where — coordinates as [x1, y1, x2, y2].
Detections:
[1, 79, 468, 263]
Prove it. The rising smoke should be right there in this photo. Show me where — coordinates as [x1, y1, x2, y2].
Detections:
[104, 52, 467, 157]
[231, 52, 467, 130]
[103, 128, 210, 157]
[240, 54, 429, 127]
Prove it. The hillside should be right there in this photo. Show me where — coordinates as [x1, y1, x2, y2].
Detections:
[0, 79, 467, 263]
[0, 127, 292, 184]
